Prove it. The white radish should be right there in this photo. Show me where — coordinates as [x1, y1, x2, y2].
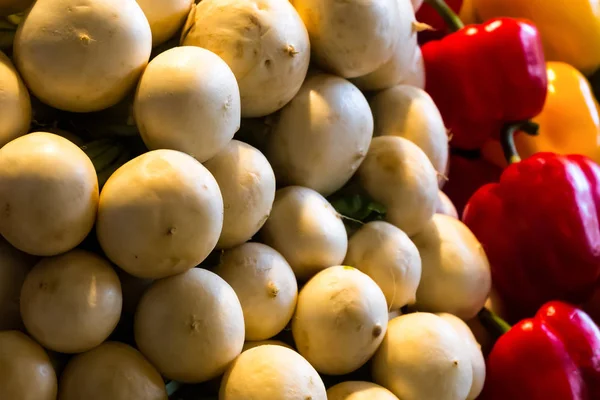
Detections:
[0, 132, 98, 256]
[437, 313, 486, 400]
[412, 214, 492, 320]
[136, 0, 194, 47]
[437, 190, 459, 219]
[344, 221, 422, 310]
[260, 186, 348, 281]
[181, 0, 310, 118]
[134, 268, 245, 383]
[371, 312, 473, 400]
[351, 0, 424, 91]
[266, 73, 373, 196]
[96, 149, 223, 279]
[214, 243, 297, 341]
[0, 51, 30, 148]
[220, 345, 327, 400]
[369, 85, 449, 184]
[292, 266, 388, 375]
[134, 46, 240, 163]
[14, 0, 152, 112]
[357, 136, 438, 237]
[20, 250, 123, 354]
[291, 0, 402, 78]
[204, 140, 275, 249]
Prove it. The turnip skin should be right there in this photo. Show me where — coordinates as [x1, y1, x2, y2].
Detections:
[266, 73, 374, 197]
[204, 140, 275, 249]
[96, 149, 224, 280]
[291, 0, 403, 79]
[357, 136, 438, 237]
[371, 313, 473, 400]
[0, 51, 31, 148]
[181, 0, 310, 118]
[260, 186, 348, 282]
[13, 0, 152, 113]
[134, 46, 241, 163]
[412, 214, 492, 320]
[136, 0, 194, 47]
[0, 132, 99, 256]
[0, 330, 57, 400]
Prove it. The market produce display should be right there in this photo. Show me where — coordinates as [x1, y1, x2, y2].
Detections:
[0, 0, 599, 399]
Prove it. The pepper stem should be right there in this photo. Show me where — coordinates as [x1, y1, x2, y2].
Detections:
[500, 121, 539, 165]
[478, 307, 512, 341]
[424, 0, 465, 32]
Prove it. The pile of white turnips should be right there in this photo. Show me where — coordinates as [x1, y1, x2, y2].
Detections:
[0, 0, 493, 399]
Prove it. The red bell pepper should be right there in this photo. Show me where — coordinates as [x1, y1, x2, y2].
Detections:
[416, 0, 463, 44]
[462, 125, 600, 321]
[479, 301, 600, 400]
[421, 0, 548, 150]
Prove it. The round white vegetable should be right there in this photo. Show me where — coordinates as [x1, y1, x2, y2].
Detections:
[58, 342, 168, 400]
[204, 140, 275, 249]
[0, 51, 30, 148]
[220, 345, 327, 400]
[357, 136, 438, 237]
[134, 46, 241, 163]
[292, 266, 388, 375]
[20, 250, 123, 354]
[134, 268, 245, 383]
[437, 190, 459, 219]
[369, 85, 449, 183]
[291, 0, 401, 78]
[13, 0, 152, 112]
[266, 73, 373, 196]
[411, 214, 492, 320]
[437, 313, 486, 400]
[136, 0, 194, 47]
[0, 331, 57, 400]
[214, 242, 297, 341]
[260, 186, 348, 281]
[327, 381, 399, 400]
[351, 0, 424, 91]
[344, 221, 422, 310]
[371, 312, 473, 400]
[0, 132, 98, 256]
[0, 236, 37, 331]
[181, 0, 310, 118]
[96, 149, 223, 279]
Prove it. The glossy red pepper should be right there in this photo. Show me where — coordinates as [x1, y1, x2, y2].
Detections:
[422, 14, 548, 149]
[416, 0, 463, 44]
[462, 142, 600, 321]
[479, 301, 600, 400]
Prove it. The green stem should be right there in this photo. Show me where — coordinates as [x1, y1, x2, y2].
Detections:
[166, 380, 183, 398]
[500, 121, 539, 165]
[424, 0, 465, 32]
[478, 307, 512, 342]
[92, 144, 123, 173]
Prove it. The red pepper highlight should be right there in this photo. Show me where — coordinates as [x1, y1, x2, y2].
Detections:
[480, 301, 600, 400]
[422, 17, 548, 150]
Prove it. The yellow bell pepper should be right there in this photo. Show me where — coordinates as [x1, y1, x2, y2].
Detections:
[470, 0, 600, 75]
[482, 62, 600, 168]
